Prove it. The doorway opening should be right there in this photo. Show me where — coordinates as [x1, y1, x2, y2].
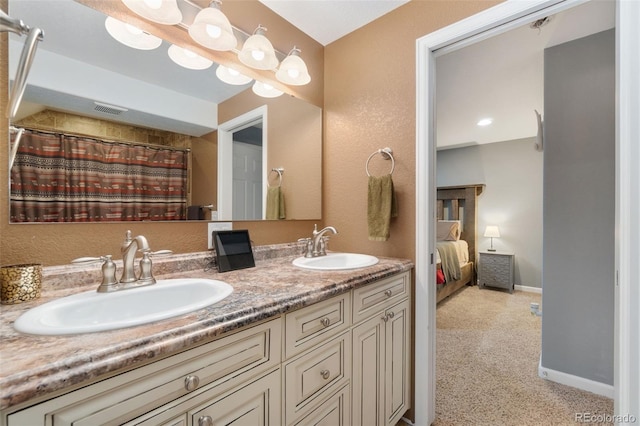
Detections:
[415, 0, 638, 424]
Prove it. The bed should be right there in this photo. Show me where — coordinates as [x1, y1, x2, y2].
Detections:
[435, 185, 484, 303]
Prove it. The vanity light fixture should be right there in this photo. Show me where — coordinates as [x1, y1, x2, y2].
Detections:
[121, 0, 182, 25]
[189, 0, 237, 51]
[238, 25, 279, 71]
[168, 44, 213, 70]
[105, 16, 162, 50]
[477, 117, 493, 127]
[276, 47, 311, 86]
[252, 81, 283, 98]
[216, 65, 252, 85]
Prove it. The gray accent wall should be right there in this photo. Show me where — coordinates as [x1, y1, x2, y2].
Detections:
[437, 137, 543, 288]
[541, 29, 615, 385]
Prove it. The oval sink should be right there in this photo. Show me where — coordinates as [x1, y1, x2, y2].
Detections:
[14, 278, 233, 336]
[292, 253, 379, 271]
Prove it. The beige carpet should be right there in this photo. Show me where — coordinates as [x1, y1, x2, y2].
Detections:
[434, 286, 613, 426]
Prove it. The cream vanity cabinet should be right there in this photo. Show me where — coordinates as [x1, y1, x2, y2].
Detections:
[6, 319, 282, 426]
[352, 272, 412, 426]
[5, 270, 411, 426]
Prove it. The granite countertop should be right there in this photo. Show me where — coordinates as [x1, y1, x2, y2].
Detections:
[0, 245, 413, 411]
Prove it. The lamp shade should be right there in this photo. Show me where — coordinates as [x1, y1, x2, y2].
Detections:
[188, 4, 237, 51]
[238, 26, 279, 70]
[168, 44, 213, 70]
[216, 65, 252, 85]
[121, 0, 182, 25]
[276, 48, 311, 85]
[105, 17, 162, 50]
[252, 81, 283, 98]
[484, 225, 501, 238]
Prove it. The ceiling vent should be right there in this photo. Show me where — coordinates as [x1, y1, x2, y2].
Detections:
[93, 101, 128, 115]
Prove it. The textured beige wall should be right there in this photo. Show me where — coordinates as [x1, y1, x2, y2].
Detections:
[323, 0, 501, 262]
[0, 0, 323, 266]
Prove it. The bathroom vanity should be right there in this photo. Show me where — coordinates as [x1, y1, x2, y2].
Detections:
[0, 244, 413, 426]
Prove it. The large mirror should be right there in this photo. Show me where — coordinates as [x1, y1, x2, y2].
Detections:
[7, 0, 321, 223]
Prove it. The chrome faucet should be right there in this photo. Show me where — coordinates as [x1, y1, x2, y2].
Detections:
[310, 224, 338, 257]
[120, 230, 150, 284]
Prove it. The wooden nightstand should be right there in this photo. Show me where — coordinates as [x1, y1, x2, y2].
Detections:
[478, 252, 515, 293]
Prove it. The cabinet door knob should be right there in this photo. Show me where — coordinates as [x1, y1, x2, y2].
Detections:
[199, 415, 214, 426]
[387, 311, 395, 319]
[384, 289, 393, 297]
[320, 369, 330, 380]
[184, 374, 200, 392]
[381, 315, 389, 322]
[320, 317, 331, 327]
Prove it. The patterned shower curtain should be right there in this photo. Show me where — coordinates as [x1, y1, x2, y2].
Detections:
[10, 130, 188, 222]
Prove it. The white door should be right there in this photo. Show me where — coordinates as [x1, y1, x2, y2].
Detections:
[232, 141, 263, 220]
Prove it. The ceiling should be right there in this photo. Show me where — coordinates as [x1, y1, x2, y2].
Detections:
[259, 0, 409, 46]
[8, 0, 615, 145]
[435, 0, 615, 149]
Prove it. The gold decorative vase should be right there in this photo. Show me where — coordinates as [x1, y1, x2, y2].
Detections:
[1, 264, 42, 304]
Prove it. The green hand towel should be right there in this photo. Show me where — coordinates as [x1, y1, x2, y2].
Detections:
[266, 186, 286, 220]
[368, 174, 398, 241]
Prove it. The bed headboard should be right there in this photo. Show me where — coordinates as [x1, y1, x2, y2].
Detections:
[437, 184, 484, 265]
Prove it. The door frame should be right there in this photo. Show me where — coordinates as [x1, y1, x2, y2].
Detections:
[415, 0, 639, 424]
[217, 105, 268, 220]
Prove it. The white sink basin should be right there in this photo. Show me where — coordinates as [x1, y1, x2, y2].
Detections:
[292, 253, 379, 271]
[14, 278, 233, 336]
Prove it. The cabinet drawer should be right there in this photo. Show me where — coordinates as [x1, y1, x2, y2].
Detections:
[353, 271, 409, 323]
[285, 292, 351, 358]
[291, 384, 350, 426]
[190, 369, 281, 426]
[284, 331, 351, 423]
[14, 319, 281, 426]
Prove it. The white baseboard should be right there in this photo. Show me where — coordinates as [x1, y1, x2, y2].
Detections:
[515, 284, 542, 294]
[538, 357, 614, 398]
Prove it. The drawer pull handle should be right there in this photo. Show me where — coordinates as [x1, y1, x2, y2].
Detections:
[384, 289, 393, 297]
[184, 375, 200, 392]
[199, 415, 214, 426]
[320, 369, 331, 380]
[387, 311, 395, 319]
[320, 317, 331, 327]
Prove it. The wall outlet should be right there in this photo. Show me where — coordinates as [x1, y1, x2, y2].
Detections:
[207, 222, 233, 249]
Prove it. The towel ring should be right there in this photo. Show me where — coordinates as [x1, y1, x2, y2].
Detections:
[269, 167, 284, 187]
[366, 148, 395, 177]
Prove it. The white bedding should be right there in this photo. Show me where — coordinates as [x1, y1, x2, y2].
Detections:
[436, 240, 469, 266]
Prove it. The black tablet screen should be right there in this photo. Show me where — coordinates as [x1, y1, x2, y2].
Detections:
[213, 230, 255, 272]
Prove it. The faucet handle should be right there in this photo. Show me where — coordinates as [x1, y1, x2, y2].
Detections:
[297, 238, 314, 258]
[72, 255, 111, 264]
[149, 249, 173, 257]
[72, 255, 120, 292]
[138, 252, 155, 285]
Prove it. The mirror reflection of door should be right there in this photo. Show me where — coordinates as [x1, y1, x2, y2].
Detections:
[217, 105, 268, 221]
[232, 125, 263, 220]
